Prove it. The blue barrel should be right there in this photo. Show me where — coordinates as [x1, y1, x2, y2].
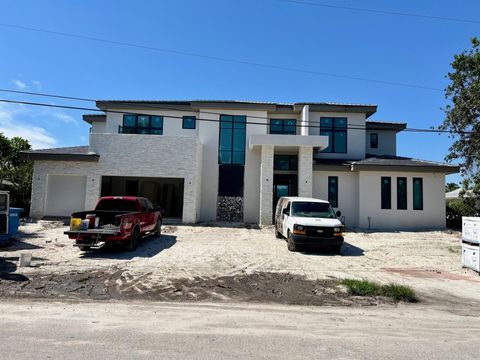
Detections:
[8, 207, 23, 236]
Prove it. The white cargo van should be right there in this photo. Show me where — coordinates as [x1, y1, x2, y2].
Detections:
[274, 197, 344, 253]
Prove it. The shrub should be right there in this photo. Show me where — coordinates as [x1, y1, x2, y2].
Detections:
[341, 279, 417, 302]
[446, 198, 479, 229]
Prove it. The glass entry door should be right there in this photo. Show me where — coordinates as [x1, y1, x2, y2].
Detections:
[273, 174, 298, 212]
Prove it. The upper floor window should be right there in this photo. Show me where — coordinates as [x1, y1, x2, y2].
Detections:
[274, 155, 298, 171]
[270, 119, 296, 135]
[182, 116, 196, 129]
[320, 117, 347, 153]
[120, 114, 163, 135]
[218, 115, 246, 165]
[370, 133, 378, 149]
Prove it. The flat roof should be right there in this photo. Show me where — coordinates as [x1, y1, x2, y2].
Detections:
[20, 146, 99, 162]
[94, 100, 378, 118]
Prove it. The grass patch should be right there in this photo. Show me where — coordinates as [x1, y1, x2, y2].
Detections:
[341, 279, 417, 303]
[448, 245, 461, 254]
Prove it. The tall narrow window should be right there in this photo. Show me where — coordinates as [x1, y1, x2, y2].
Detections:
[218, 115, 246, 165]
[370, 133, 378, 149]
[270, 119, 297, 135]
[182, 116, 196, 129]
[320, 117, 347, 153]
[397, 177, 407, 210]
[413, 178, 423, 210]
[381, 177, 391, 209]
[328, 176, 338, 208]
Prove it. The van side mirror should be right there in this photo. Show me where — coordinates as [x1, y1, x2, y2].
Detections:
[336, 210, 342, 217]
[282, 208, 289, 216]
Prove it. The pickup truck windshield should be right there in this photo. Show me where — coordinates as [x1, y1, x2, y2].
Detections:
[96, 199, 138, 212]
[291, 201, 336, 218]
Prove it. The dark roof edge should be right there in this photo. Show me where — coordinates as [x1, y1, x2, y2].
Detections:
[352, 164, 460, 175]
[20, 151, 99, 162]
[83, 114, 106, 124]
[95, 100, 377, 116]
[366, 121, 407, 132]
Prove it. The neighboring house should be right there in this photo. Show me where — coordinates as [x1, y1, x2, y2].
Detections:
[21, 100, 459, 230]
[446, 189, 472, 199]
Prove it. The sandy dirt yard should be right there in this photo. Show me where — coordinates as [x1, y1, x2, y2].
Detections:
[0, 221, 479, 305]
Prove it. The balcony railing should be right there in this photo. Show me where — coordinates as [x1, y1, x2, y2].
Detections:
[118, 126, 163, 135]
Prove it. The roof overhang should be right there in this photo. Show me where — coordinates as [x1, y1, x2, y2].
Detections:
[294, 103, 377, 118]
[249, 134, 328, 150]
[20, 151, 99, 162]
[351, 164, 460, 174]
[82, 114, 106, 124]
[366, 121, 407, 132]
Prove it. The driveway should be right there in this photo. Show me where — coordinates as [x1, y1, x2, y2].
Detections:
[0, 221, 479, 304]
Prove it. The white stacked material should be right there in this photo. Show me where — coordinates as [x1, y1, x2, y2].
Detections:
[462, 242, 480, 273]
[462, 217, 480, 273]
[462, 217, 480, 244]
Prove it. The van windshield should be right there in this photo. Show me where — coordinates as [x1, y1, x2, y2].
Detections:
[291, 201, 336, 218]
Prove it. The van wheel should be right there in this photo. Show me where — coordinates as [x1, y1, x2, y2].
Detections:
[275, 227, 283, 239]
[78, 246, 91, 252]
[287, 232, 297, 252]
[127, 226, 140, 251]
[333, 245, 342, 255]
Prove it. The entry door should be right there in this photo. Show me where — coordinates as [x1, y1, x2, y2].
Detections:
[273, 174, 298, 211]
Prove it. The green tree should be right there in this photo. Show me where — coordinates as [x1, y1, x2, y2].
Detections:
[440, 37, 480, 212]
[0, 133, 33, 210]
[445, 182, 460, 193]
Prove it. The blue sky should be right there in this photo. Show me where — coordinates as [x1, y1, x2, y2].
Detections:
[1, 0, 479, 183]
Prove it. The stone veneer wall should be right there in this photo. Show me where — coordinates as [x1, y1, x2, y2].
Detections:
[217, 196, 243, 222]
[30, 133, 202, 223]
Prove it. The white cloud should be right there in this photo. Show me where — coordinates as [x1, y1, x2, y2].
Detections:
[0, 103, 57, 149]
[12, 79, 27, 90]
[31, 80, 42, 89]
[54, 112, 78, 125]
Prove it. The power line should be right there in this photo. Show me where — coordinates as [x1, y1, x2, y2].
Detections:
[273, 0, 480, 24]
[0, 97, 471, 134]
[0, 23, 442, 92]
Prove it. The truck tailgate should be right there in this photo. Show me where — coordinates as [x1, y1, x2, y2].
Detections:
[64, 228, 120, 236]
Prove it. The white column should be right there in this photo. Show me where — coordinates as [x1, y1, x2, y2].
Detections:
[298, 146, 313, 197]
[259, 144, 274, 226]
[85, 175, 101, 210]
[29, 165, 46, 219]
[300, 105, 310, 136]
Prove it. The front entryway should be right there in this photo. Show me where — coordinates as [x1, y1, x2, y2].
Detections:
[273, 174, 297, 210]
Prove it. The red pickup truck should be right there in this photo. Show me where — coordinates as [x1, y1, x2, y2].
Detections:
[64, 196, 162, 251]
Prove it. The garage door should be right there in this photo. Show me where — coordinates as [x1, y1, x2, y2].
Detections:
[45, 175, 86, 217]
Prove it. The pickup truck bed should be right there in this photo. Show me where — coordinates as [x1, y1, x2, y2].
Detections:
[65, 196, 162, 251]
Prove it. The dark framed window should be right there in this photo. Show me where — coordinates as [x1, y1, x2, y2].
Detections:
[328, 176, 338, 208]
[274, 155, 298, 171]
[120, 115, 163, 135]
[218, 115, 246, 165]
[182, 116, 196, 129]
[397, 177, 407, 210]
[381, 177, 391, 209]
[413, 177, 423, 210]
[320, 117, 347, 153]
[370, 133, 378, 149]
[270, 119, 296, 135]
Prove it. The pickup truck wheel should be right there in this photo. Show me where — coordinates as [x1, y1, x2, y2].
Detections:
[287, 232, 297, 252]
[127, 227, 140, 251]
[155, 219, 162, 237]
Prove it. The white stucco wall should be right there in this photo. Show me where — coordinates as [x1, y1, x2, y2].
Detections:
[30, 133, 202, 223]
[356, 171, 446, 230]
[365, 130, 397, 156]
[313, 170, 358, 227]
[91, 121, 106, 134]
[309, 111, 367, 160]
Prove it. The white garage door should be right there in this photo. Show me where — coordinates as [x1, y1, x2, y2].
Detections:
[45, 175, 86, 217]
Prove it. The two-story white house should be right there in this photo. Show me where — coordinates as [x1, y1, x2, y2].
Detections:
[21, 100, 459, 230]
